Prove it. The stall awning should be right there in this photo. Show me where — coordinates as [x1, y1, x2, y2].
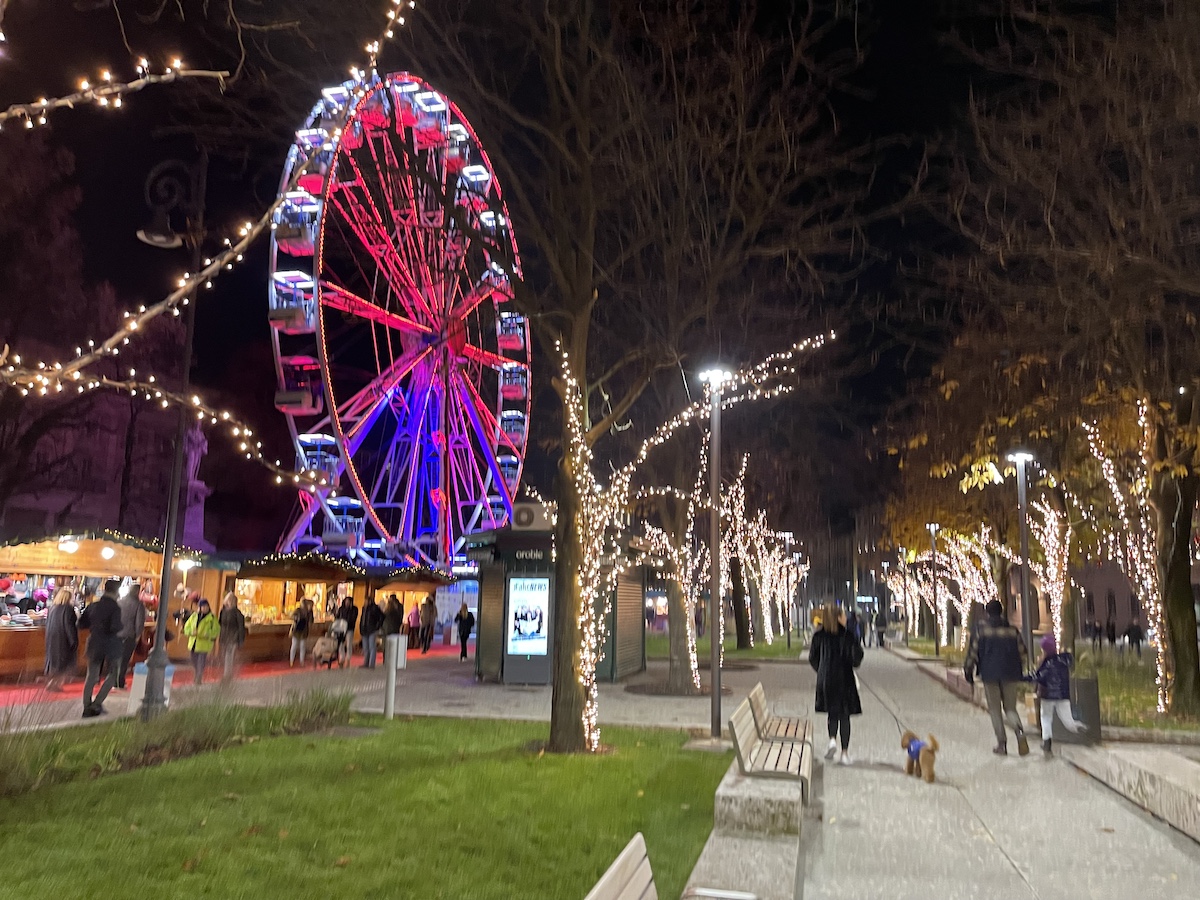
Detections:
[0, 530, 235, 578]
[233, 553, 451, 588]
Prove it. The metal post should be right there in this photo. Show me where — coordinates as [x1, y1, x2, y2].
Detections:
[930, 525, 940, 657]
[1016, 458, 1033, 659]
[383, 634, 398, 719]
[783, 534, 792, 649]
[709, 384, 722, 739]
[141, 151, 207, 721]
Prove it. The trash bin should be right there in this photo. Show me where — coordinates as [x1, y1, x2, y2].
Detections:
[126, 662, 176, 715]
[1053, 675, 1100, 745]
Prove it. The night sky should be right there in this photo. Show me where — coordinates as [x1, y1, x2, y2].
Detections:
[0, 0, 966, 550]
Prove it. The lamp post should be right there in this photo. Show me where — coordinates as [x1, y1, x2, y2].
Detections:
[927, 523, 940, 656]
[780, 531, 793, 648]
[139, 150, 208, 721]
[699, 368, 731, 739]
[1007, 448, 1036, 660]
[899, 547, 910, 646]
[881, 560, 890, 630]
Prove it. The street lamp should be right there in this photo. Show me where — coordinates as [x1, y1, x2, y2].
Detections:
[779, 531, 794, 648]
[699, 367, 731, 739]
[927, 522, 940, 656]
[1007, 447, 1036, 659]
[139, 150, 208, 721]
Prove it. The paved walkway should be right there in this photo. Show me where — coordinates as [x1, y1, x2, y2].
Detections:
[803, 649, 1200, 900]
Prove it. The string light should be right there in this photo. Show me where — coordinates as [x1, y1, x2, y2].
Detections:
[0, 67, 227, 128]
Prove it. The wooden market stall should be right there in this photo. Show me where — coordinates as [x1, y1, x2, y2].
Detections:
[222, 554, 450, 663]
[0, 532, 234, 678]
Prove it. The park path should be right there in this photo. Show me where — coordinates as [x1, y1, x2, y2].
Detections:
[802, 647, 1200, 900]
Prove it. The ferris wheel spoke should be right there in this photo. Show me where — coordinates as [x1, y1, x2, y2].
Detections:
[449, 275, 504, 323]
[452, 370, 514, 508]
[444, 383, 492, 518]
[328, 181, 438, 327]
[461, 343, 516, 372]
[319, 281, 433, 338]
[340, 345, 434, 446]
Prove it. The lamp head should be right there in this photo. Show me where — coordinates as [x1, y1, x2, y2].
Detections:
[698, 368, 733, 387]
[176, 558, 198, 572]
[1006, 447, 1035, 465]
[136, 209, 184, 249]
[926, 522, 940, 534]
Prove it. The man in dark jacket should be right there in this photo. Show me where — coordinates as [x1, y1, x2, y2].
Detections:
[964, 599, 1030, 755]
[336, 596, 359, 665]
[1124, 620, 1145, 658]
[359, 596, 385, 669]
[116, 582, 147, 689]
[78, 579, 124, 717]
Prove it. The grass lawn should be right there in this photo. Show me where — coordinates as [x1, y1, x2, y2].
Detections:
[1095, 654, 1200, 730]
[905, 636, 966, 666]
[645, 629, 805, 662]
[0, 716, 730, 899]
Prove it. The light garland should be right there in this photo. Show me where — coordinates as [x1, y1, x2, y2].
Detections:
[0, 65, 227, 129]
[557, 332, 832, 749]
[1084, 406, 1169, 711]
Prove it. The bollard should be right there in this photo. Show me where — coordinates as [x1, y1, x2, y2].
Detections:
[384, 633, 398, 720]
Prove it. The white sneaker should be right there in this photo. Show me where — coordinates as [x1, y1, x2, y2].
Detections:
[825, 738, 838, 760]
[838, 750, 853, 766]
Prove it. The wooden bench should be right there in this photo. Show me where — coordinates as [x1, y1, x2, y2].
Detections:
[729, 698, 813, 804]
[584, 833, 758, 900]
[748, 682, 809, 743]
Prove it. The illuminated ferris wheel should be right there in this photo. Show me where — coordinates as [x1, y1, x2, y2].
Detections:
[268, 73, 530, 568]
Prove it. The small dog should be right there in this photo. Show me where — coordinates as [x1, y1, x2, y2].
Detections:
[900, 730, 940, 783]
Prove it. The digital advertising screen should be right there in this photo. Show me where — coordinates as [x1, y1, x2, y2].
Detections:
[506, 576, 550, 657]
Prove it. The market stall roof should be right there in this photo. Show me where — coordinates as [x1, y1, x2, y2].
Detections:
[0, 529, 236, 578]
[233, 552, 451, 588]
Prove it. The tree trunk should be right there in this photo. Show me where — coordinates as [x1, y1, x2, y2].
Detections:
[1062, 583, 1079, 657]
[991, 554, 1012, 619]
[748, 574, 764, 643]
[919, 598, 934, 640]
[664, 578, 698, 694]
[1158, 472, 1200, 717]
[731, 556, 751, 648]
[548, 457, 587, 753]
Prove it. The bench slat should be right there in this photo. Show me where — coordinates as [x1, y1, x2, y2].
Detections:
[585, 833, 652, 900]
[613, 857, 655, 900]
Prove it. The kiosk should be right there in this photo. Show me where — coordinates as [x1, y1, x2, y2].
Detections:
[468, 527, 646, 685]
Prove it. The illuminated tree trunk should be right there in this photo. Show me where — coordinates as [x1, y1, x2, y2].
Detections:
[1157, 471, 1200, 717]
[731, 556, 751, 649]
[1062, 583, 1079, 657]
[548, 453, 587, 753]
[665, 579, 698, 694]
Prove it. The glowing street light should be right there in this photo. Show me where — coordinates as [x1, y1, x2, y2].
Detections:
[699, 367, 732, 739]
[926, 523, 941, 655]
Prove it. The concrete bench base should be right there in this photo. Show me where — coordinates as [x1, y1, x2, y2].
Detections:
[714, 759, 804, 836]
[683, 831, 798, 900]
[1061, 744, 1200, 844]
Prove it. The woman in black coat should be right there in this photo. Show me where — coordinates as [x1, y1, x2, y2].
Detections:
[809, 604, 864, 766]
[43, 587, 79, 691]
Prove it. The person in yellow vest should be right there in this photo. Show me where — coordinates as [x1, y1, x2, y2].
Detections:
[183, 598, 221, 685]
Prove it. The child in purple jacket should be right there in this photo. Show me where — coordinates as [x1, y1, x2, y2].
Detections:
[1033, 634, 1085, 755]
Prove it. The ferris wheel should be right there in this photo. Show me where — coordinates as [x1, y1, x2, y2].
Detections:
[268, 73, 530, 568]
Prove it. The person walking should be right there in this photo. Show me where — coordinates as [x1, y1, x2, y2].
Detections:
[406, 602, 421, 648]
[1106, 618, 1117, 653]
[218, 593, 246, 683]
[454, 601, 475, 662]
[359, 594, 385, 669]
[1033, 634, 1085, 755]
[183, 598, 220, 685]
[336, 595, 359, 665]
[78, 579, 124, 717]
[1090, 619, 1101, 653]
[43, 587, 78, 692]
[116, 583, 147, 690]
[419, 596, 436, 654]
[874, 609, 887, 649]
[1124, 619, 1144, 659]
[289, 601, 310, 666]
[809, 604, 864, 766]
[964, 599, 1030, 756]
